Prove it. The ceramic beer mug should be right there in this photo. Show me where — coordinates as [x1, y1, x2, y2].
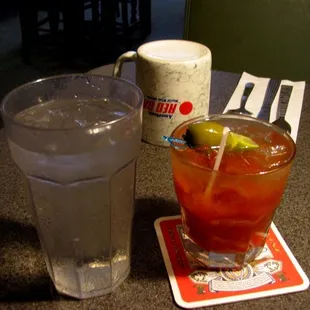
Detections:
[113, 40, 212, 146]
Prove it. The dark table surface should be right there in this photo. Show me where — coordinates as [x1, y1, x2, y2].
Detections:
[0, 65, 309, 309]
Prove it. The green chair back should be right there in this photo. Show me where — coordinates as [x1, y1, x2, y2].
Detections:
[184, 0, 310, 81]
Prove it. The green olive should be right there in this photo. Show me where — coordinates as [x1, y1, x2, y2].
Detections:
[184, 121, 224, 147]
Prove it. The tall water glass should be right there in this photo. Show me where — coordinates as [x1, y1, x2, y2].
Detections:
[1, 75, 143, 299]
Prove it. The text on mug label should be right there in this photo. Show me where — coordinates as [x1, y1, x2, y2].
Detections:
[144, 96, 193, 119]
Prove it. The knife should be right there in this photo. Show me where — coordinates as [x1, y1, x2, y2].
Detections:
[272, 85, 293, 133]
[257, 79, 281, 121]
[276, 85, 293, 119]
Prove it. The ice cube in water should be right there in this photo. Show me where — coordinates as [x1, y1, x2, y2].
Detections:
[15, 98, 132, 129]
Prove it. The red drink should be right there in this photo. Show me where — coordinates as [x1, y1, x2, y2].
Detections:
[170, 115, 296, 269]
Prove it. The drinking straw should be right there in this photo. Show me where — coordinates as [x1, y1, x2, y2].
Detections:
[204, 126, 231, 196]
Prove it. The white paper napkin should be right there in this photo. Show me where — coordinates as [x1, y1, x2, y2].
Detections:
[224, 72, 306, 142]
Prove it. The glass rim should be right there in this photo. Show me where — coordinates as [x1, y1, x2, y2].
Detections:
[0, 73, 144, 133]
[170, 114, 297, 176]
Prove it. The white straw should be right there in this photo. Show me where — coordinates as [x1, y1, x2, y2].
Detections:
[204, 126, 230, 195]
[213, 126, 231, 171]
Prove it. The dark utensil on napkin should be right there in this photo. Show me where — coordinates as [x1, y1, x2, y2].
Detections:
[257, 79, 281, 121]
[272, 85, 293, 133]
[227, 82, 254, 115]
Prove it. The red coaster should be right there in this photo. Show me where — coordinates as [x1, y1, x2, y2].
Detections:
[154, 216, 309, 309]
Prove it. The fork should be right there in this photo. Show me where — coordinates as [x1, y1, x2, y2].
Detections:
[226, 82, 254, 115]
[272, 85, 293, 133]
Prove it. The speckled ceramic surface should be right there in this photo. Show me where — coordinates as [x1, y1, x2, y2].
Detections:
[114, 40, 212, 146]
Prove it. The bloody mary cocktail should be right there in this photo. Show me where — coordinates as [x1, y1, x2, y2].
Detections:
[170, 114, 296, 269]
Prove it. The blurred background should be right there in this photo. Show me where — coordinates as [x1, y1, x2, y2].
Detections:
[0, 0, 185, 107]
[1, 0, 310, 119]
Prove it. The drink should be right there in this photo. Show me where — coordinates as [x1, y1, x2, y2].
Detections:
[170, 115, 296, 269]
[1, 75, 143, 299]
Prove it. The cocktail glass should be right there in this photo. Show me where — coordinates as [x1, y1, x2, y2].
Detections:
[170, 114, 296, 269]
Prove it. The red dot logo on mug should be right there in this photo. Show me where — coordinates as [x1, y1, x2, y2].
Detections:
[179, 101, 193, 115]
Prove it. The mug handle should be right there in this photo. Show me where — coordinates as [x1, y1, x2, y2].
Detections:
[113, 51, 137, 77]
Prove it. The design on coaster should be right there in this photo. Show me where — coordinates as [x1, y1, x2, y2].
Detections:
[154, 216, 309, 309]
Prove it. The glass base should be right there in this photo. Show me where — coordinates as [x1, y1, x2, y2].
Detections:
[53, 267, 130, 299]
[180, 230, 264, 270]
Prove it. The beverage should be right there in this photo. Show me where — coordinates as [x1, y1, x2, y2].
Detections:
[170, 114, 295, 269]
[1, 75, 143, 299]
